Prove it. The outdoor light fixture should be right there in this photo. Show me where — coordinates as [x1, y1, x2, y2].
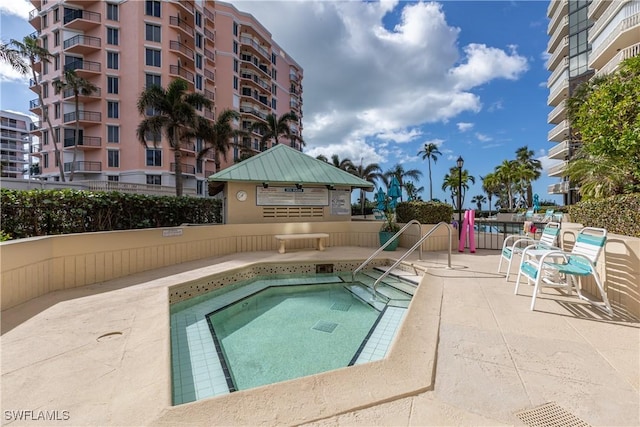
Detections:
[296, 183, 303, 190]
[262, 182, 269, 188]
[326, 185, 335, 190]
[457, 156, 464, 238]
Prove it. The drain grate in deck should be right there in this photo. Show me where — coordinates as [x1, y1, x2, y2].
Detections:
[515, 402, 590, 427]
[312, 320, 338, 333]
[331, 302, 351, 312]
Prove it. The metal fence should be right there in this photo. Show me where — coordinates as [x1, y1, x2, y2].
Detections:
[472, 220, 547, 250]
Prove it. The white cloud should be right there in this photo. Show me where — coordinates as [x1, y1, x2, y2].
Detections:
[457, 122, 474, 132]
[475, 133, 492, 142]
[0, 62, 29, 83]
[0, 0, 31, 20]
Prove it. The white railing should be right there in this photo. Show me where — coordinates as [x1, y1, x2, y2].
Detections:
[589, 0, 630, 41]
[591, 12, 640, 63]
[548, 120, 569, 142]
[547, 0, 568, 34]
[547, 78, 568, 106]
[547, 57, 568, 88]
[546, 36, 568, 70]
[547, 101, 566, 124]
[594, 42, 640, 77]
[547, 15, 568, 53]
[548, 161, 568, 176]
[548, 140, 570, 159]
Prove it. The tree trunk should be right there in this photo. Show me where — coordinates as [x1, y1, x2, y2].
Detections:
[70, 91, 80, 181]
[174, 148, 183, 197]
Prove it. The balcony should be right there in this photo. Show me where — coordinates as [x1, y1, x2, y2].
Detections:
[63, 35, 101, 54]
[546, 35, 568, 71]
[63, 110, 102, 126]
[63, 161, 102, 173]
[62, 86, 101, 102]
[169, 40, 195, 62]
[239, 105, 268, 121]
[204, 89, 214, 101]
[547, 100, 566, 125]
[175, 0, 195, 14]
[589, 12, 640, 69]
[547, 140, 571, 160]
[203, 7, 214, 23]
[204, 48, 215, 62]
[547, 0, 568, 35]
[169, 16, 194, 36]
[169, 65, 194, 85]
[29, 77, 41, 94]
[240, 70, 270, 91]
[239, 35, 270, 61]
[28, 8, 42, 31]
[548, 120, 570, 142]
[204, 69, 215, 83]
[546, 57, 568, 90]
[589, 0, 628, 42]
[64, 0, 100, 5]
[63, 9, 101, 31]
[170, 162, 196, 175]
[63, 135, 102, 149]
[589, 0, 612, 20]
[547, 15, 568, 53]
[548, 161, 568, 178]
[547, 77, 569, 107]
[30, 121, 41, 135]
[64, 59, 101, 77]
[29, 98, 42, 114]
[547, 0, 566, 19]
[594, 42, 640, 77]
[548, 181, 570, 195]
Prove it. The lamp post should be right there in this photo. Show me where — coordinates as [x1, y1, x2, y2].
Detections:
[456, 156, 464, 238]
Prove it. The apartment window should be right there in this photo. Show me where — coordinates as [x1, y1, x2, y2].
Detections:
[232, 22, 238, 36]
[272, 83, 277, 95]
[145, 48, 161, 67]
[43, 152, 49, 168]
[195, 11, 202, 27]
[43, 60, 49, 75]
[195, 33, 202, 49]
[272, 69, 277, 80]
[42, 14, 48, 28]
[233, 41, 238, 54]
[107, 51, 119, 69]
[145, 0, 161, 17]
[145, 130, 161, 144]
[146, 148, 162, 166]
[107, 101, 119, 118]
[195, 74, 202, 90]
[233, 59, 238, 73]
[107, 150, 120, 167]
[54, 103, 60, 119]
[145, 24, 161, 42]
[42, 83, 49, 98]
[42, 130, 49, 146]
[195, 137, 203, 152]
[54, 30, 60, 47]
[197, 180, 203, 195]
[196, 159, 203, 174]
[41, 35, 48, 51]
[107, 175, 119, 182]
[271, 52, 277, 65]
[107, 125, 119, 143]
[107, 76, 119, 94]
[55, 128, 60, 144]
[107, 27, 119, 45]
[146, 175, 161, 185]
[54, 54, 60, 71]
[233, 76, 238, 90]
[145, 73, 161, 88]
[53, 7, 59, 22]
[272, 98, 277, 109]
[195, 54, 202, 69]
[106, 3, 119, 21]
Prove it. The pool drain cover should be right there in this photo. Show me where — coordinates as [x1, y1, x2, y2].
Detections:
[312, 320, 338, 333]
[515, 402, 590, 427]
[331, 302, 351, 312]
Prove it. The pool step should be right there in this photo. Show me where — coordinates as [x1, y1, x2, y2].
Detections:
[373, 266, 423, 285]
[344, 283, 387, 311]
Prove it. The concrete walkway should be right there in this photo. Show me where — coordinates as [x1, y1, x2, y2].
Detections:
[1, 247, 638, 426]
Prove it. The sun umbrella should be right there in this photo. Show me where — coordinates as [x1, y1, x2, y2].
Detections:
[375, 187, 386, 211]
[387, 176, 401, 209]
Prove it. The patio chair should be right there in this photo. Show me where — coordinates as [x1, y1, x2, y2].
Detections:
[497, 221, 561, 281]
[539, 209, 555, 222]
[514, 227, 612, 315]
[372, 209, 385, 220]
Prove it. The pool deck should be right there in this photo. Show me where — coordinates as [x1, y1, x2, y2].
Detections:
[1, 247, 638, 426]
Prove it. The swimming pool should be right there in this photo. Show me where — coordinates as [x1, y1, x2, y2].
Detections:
[170, 269, 414, 405]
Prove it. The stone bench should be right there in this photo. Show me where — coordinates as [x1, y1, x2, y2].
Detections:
[274, 233, 329, 254]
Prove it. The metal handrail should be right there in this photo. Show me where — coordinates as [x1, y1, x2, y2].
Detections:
[351, 220, 422, 281]
[372, 221, 453, 297]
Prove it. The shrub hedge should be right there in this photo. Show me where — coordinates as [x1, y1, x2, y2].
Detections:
[568, 193, 640, 238]
[395, 201, 454, 225]
[0, 189, 222, 240]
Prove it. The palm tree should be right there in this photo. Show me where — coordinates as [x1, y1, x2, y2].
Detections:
[196, 109, 245, 173]
[442, 167, 475, 211]
[330, 154, 353, 170]
[348, 160, 382, 216]
[481, 173, 501, 217]
[471, 194, 487, 212]
[251, 112, 303, 151]
[495, 160, 518, 210]
[515, 146, 542, 206]
[0, 41, 28, 74]
[383, 164, 422, 202]
[404, 181, 424, 201]
[565, 150, 629, 199]
[9, 35, 65, 181]
[52, 69, 97, 181]
[136, 78, 212, 196]
[513, 161, 537, 208]
[417, 142, 442, 201]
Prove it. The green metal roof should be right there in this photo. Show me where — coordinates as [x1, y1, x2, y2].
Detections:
[208, 144, 374, 189]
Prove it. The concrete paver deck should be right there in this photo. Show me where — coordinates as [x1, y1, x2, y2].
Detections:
[1, 247, 638, 426]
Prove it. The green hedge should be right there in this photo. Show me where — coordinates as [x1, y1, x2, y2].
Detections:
[568, 194, 640, 238]
[0, 189, 222, 240]
[395, 201, 453, 224]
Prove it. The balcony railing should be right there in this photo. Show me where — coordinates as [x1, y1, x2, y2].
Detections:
[29, 98, 41, 110]
[63, 9, 101, 26]
[169, 40, 194, 60]
[63, 161, 102, 172]
[548, 161, 568, 177]
[169, 65, 194, 82]
[548, 120, 570, 142]
[169, 16, 194, 36]
[547, 100, 566, 124]
[170, 162, 196, 174]
[239, 106, 268, 120]
[64, 59, 101, 73]
[590, 12, 640, 66]
[239, 35, 270, 59]
[83, 180, 197, 196]
[546, 36, 568, 70]
[547, 0, 568, 34]
[204, 89, 214, 100]
[63, 136, 102, 148]
[63, 87, 101, 99]
[204, 48, 215, 61]
[547, 181, 570, 194]
[594, 42, 640, 77]
[63, 34, 101, 50]
[204, 69, 215, 81]
[203, 7, 215, 22]
[547, 140, 571, 160]
[63, 110, 102, 123]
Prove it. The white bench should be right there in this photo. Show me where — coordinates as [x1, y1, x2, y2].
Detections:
[274, 233, 329, 254]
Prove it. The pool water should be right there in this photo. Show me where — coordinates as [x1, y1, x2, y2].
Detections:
[170, 272, 411, 405]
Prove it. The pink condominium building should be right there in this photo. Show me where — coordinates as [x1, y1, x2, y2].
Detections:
[27, 0, 303, 196]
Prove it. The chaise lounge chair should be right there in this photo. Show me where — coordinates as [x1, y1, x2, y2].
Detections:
[514, 227, 612, 315]
[497, 221, 561, 281]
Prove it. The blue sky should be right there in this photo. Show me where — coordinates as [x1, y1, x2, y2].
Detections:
[0, 0, 562, 208]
